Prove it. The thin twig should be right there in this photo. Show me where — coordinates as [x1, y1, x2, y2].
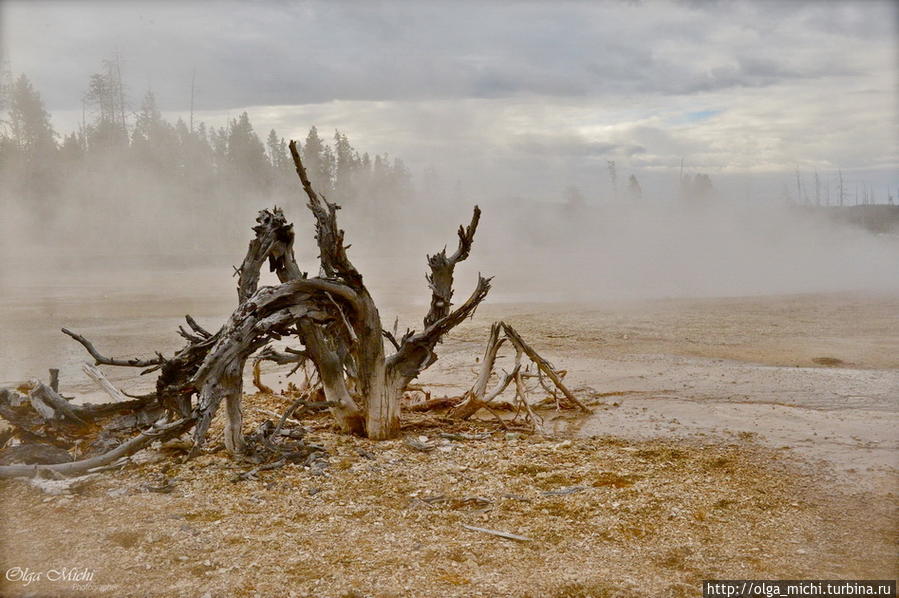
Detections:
[461, 524, 532, 542]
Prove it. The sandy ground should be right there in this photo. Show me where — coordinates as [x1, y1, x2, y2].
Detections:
[1, 288, 897, 596]
[1, 414, 896, 598]
[412, 294, 899, 492]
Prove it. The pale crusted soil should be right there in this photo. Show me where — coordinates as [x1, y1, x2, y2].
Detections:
[5, 292, 899, 398]
[1, 396, 896, 598]
[1, 292, 897, 596]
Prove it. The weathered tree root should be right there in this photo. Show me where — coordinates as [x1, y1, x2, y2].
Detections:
[0, 137, 497, 476]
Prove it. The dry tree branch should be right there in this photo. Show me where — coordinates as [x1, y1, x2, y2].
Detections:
[251, 360, 275, 395]
[451, 322, 505, 419]
[512, 349, 542, 427]
[289, 140, 362, 287]
[451, 322, 586, 420]
[382, 329, 401, 351]
[0, 417, 196, 479]
[501, 323, 590, 413]
[61, 328, 165, 369]
[236, 207, 305, 303]
[81, 363, 130, 403]
[251, 345, 310, 393]
[424, 206, 481, 328]
[388, 274, 492, 382]
[184, 315, 211, 338]
[384, 203, 489, 387]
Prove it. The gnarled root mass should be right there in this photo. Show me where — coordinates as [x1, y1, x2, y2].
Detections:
[0, 137, 504, 478]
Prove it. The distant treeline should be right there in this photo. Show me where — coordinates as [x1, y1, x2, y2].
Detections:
[0, 61, 414, 254]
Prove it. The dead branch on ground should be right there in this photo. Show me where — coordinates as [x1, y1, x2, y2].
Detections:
[447, 321, 589, 423]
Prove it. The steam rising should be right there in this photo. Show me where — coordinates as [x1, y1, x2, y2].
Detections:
[5, 183, 897, 308]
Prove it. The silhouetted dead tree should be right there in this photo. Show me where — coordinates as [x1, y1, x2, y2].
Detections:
[0, 138, 491, 476]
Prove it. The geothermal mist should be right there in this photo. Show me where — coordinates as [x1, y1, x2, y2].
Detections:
[3, 184, 898, 306]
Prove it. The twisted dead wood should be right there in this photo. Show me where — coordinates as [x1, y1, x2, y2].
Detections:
[1, 137, 495, 475]
[0, 417, 196, 479]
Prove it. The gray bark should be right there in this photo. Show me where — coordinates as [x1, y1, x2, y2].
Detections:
[1, 138, 492, 470]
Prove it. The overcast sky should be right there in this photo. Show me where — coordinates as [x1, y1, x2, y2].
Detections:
[3, 0, 897, 201]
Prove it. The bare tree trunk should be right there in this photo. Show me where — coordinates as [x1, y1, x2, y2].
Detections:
[355, 296, 395, 439]
[221, 361, 245, 455]
[365, 366, 402, 440]
[298, 320, 365, 435]
[451, 322, 505, 419]
[287, 140, 490, 439]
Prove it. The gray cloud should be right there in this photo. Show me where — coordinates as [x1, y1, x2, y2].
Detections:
[3, 0, 892, 111]
[511, 133, 644, 158]
[2, 0, 896, 200]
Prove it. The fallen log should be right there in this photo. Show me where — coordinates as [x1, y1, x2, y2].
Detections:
[0, 417, 195, 479]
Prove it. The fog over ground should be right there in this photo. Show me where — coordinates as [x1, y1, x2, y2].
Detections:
[1, 0, 897, 304]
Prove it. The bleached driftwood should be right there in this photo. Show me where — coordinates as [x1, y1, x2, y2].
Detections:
[450, 322, 506, 419]
[82, 363, 130, 403]
[461, 524, 532, 542]
[0, 417, 195, 479]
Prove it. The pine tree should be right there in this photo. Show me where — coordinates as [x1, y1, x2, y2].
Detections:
[132, 90, 162, 146]
[59, 132, 84, 162]
[302, 126, 327, 192]
[266, 129, 292, 189]
[266, 129, 281, 170]
[320, 145, 336, 195]
[607, 160, 618, 201]
[226, 112, 268, 189]
[209, 125, 229, 173]
[333, 130, 359, 201]
[0, 56, 14, 134]
[84, 58, 128, 150]
[7, 74, 57, 157]
[132, 90, 180, 172]
[3, 74, 58, 211]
